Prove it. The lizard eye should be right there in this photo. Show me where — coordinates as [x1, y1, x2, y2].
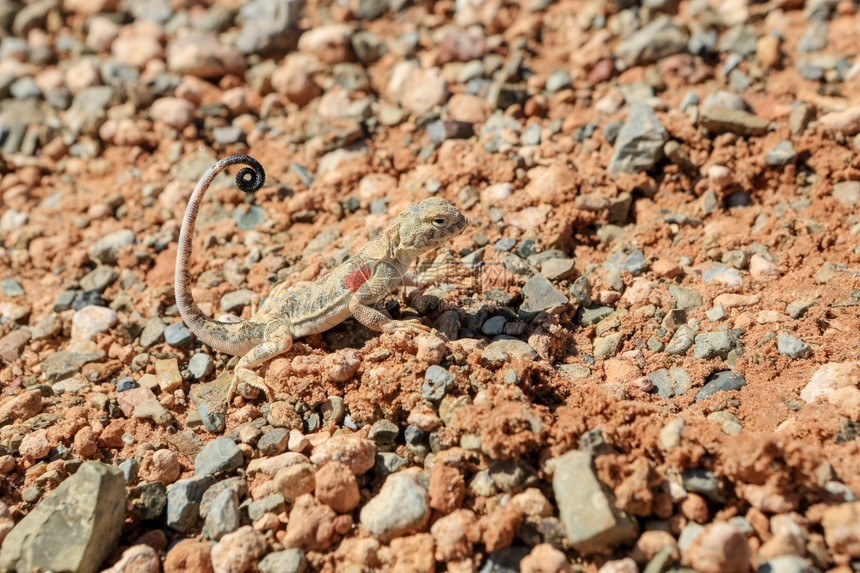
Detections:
[432, 217, 447, 227]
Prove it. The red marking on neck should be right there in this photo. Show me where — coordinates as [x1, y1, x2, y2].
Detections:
[344, 264, 371, 293]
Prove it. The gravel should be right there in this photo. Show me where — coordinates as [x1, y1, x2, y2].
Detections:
[0, 1, 857, 571]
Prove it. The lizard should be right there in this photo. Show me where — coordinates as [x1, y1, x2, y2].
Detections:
[174, 154, 468, 402]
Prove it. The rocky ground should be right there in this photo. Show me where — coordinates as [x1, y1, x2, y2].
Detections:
[0, 0, 859, 571]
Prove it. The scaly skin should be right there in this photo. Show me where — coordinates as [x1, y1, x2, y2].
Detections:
[175, 155, 468, 402]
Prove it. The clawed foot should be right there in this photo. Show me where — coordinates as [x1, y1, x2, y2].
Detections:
[226, 366, 276, 403]
[388, 319, 449, 341]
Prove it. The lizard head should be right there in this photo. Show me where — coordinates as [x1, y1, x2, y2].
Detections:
[393, 197, 467, 256]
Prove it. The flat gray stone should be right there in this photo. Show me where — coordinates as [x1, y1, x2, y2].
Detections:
[79, 266, 118, 293]
[649, 367, 693, 398]
[247, 493, 285, 522]
[693, 331, 732, 360]
[615, 15, 686, 68]
[702, 264, 743, 286]
[798, 20, 828, 52]
[65, 85, 114, 137]
[521, 274, 568, 312]
[127, 481, 167, 521]
[0, 462, 126, 573]
[481, 315, 507, 336]
[682, 468, 724, 501]
[668, 285, 703, 310]
[422, 365, 455, 402]
[593, 332, 623, 359]
[665, 325, 696, 355]
[40, 351, 104, 382]
[700, 106, 769, 136]
[30, 313, 62, 341]
[695, 371, 747, 401]
[540, 258, 576, 281]
[578, 306, 613, 326]
[138, 317, 166, 348]
[368, 420, 399, 445]
[259, 548, 308, 573]
[705, 305, 727, 322]
[235, 0, 302, 55]
[164, 322, 193, 347]
[552, 450, 638, 553]
[220, 289, 257, 312]
[481, 338, 538, 368]
[374, 452, 408, 477]
[786, 300, 814, 319]
[765, 140, 797, 167]
[132, 399, 173, 426]
[188, 352, 215, 379]
[258, 428, 289, 456]
[359, 473, 430, 542]
[608, 102, 668, 179]
[200, 476, 247, 519]
[0, 278, 23, 297]
[89, 228, 134, 264]
[777, 332, 812, 359]
[569, 276, 591, 306]
[53, 290, 76, 312]
[203, 488, 239, 541]
[166, 475, 216, 532]
[195, 437, 244, 476]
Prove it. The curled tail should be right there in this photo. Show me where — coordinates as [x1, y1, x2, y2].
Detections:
[174, 155, 267, 356]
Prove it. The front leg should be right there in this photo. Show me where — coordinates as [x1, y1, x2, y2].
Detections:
[348, 296, 435, 335]
[348, 262, 435, 336]
[227, 319, 293, 402]
[398, 271, 427, 306]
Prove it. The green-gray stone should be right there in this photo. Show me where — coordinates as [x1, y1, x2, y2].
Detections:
[552, 450, 638, 553]
[700, 106, 769, 136]
[668, 285, 703, 310]
[593, 332, 624, 359]
[0, 462, 126, 573]
[39, 351, 105, 382]
[520, 275, 568, 312]
[665, 325, 696, 355]
[195, 437, 244, 476]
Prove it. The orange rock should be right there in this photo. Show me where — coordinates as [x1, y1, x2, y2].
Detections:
[315, 461, 360, 513]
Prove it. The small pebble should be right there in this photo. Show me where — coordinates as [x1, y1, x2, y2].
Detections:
[359, 473, 430, 542]
[188, 353, 214, 379]
[777, 332, 812, 359]
[194, 437, 244, 477]
[695, 371, 747, 401]
[71, 305, 117, 341]
[163, 323, 192, 347]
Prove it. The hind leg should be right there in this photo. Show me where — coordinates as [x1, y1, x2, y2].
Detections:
[226, 322, 293, 402]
